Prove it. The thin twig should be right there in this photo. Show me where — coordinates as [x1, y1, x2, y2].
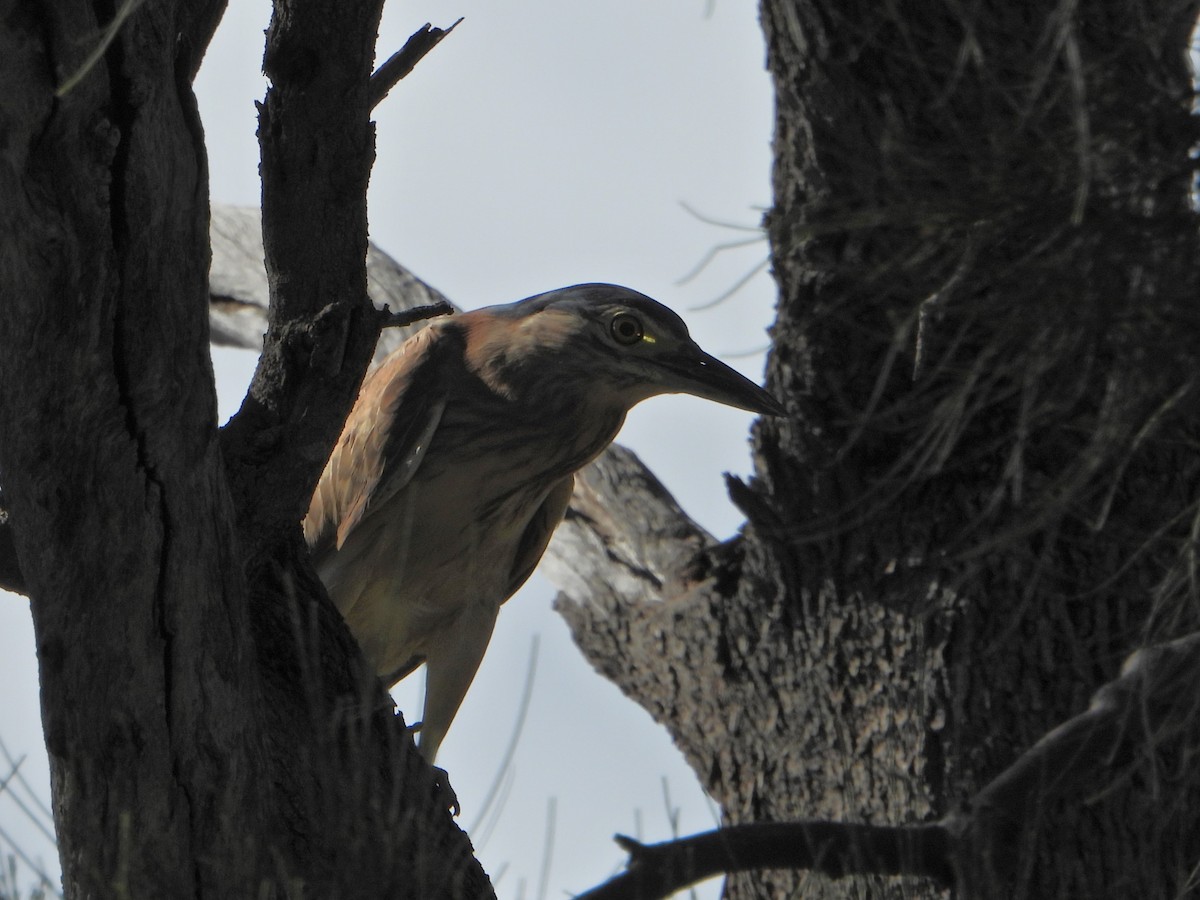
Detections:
[379, 300, 454, 330]
[0, 821, 61, 898]
[687, 258, 770, 311]
[0, 738, 52, 825]
[468, 636, 540, 842]
[56, 0, 148, 97]
[678, 202, 766, 233]
[535, 797, 556, 900]
[0, 757, 56, 846]
[369, 19, 464, 110]
[675, 237, 765, 287]
[718, 342, 771, 360]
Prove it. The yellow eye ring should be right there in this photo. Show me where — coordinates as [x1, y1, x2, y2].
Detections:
[610, 313, 644, 346]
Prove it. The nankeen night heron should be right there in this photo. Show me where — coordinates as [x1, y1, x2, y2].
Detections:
[303, 283, 784, 761]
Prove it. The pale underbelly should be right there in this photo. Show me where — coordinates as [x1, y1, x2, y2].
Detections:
[317, 477, 541, 681]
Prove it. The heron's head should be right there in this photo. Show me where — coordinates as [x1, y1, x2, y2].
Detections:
[463, 283, 785, 417]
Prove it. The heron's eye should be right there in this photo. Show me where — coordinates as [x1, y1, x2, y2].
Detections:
[610, 313, 644, 346]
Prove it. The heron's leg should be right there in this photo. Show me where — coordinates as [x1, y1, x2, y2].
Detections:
[417, 603, 499, 763]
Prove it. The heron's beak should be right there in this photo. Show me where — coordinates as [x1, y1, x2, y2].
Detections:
[660, 344, 786, 417]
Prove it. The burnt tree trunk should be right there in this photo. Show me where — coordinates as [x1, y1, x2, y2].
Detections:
[553, 3, 1200, 898]
[0, 2, 488, 897]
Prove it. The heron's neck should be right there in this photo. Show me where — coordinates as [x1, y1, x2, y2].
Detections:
[494, 373, 628, 476]
[456, 319, 630, 472]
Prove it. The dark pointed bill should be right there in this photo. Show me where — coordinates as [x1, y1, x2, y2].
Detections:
[660, 345, 786, 416]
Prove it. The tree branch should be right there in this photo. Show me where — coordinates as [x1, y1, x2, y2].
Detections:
[570, 619, 1200, 899]
[200, 3, 490, 893]
[543, 443, 747, 785]
[369, 19, 463, 110]
[577, 822, 955, 900]
[218, 0, 392, 545]
[379, 299, 454, 329]
[543, 442, 716, 613]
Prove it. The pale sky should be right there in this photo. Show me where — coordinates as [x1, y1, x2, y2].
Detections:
[0, 4, 775, 896]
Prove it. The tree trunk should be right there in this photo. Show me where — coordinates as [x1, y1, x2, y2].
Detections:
[0, 3, 488, 897]
[0, 6, 263, 894]
[553, 3, 1200, 897]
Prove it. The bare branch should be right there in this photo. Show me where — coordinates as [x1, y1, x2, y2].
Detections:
[379, 300, 454, 329]
[562, 612, 1200, 899]
[577, 822, 954, 900]
[369, 19, 463, 110]
[219, 0, 394, 545]
[544, 443, 714, 613]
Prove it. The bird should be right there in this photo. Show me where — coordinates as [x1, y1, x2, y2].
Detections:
[303, 283, 784, 762]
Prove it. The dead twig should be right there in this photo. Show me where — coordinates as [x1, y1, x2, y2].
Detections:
[369, 19, 464, 110]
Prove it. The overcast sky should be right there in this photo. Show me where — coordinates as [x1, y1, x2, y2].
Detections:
[0, 4, 776, 897]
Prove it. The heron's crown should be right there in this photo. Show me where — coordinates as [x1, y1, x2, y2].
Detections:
[459, 283, 783, 417]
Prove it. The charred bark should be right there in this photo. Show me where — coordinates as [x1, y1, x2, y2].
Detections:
[0, 3, 487, 897]
[554, 3, 1200, 898]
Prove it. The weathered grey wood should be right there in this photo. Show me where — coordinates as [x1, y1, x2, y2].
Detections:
[543, 442, 714, 610]
[209, 203, 449, 363]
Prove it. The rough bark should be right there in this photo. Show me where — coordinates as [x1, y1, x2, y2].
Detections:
[554, 3, 1200, 898]
[2, 200, 442, 597]
[0, 4, 271, 894]
[7, 0, 1198, 896]
[0, 3, 488, 897]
